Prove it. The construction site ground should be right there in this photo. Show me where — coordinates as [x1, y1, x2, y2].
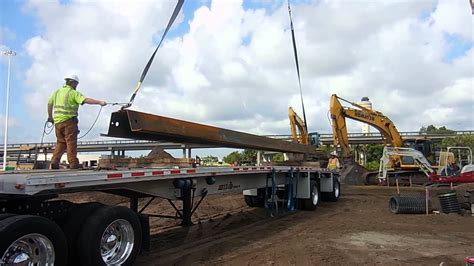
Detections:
[64, 185, 474, 265]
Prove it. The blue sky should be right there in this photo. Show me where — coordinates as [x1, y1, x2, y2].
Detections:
[0, 0, 474, 158]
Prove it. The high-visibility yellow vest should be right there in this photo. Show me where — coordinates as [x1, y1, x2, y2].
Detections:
[328, 158, 339, 170]
[48, 85, 86, 124]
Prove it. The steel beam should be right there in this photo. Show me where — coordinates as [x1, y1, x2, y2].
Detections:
[104, 110, 321, 155]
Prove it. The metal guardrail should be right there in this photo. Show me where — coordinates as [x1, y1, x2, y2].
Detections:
[266, 130, 474, 139]
[1, 130, 473, 153]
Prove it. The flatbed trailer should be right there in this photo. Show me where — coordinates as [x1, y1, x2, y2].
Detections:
[0, 165, 340, 265]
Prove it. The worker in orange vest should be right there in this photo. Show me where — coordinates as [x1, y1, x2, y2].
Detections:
[328, 151, 341, 170]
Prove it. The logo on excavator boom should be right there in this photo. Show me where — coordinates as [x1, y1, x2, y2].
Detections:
[355, 111, 375, 121]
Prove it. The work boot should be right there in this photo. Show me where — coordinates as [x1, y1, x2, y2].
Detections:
[51, 163, 59, 169]
[69, 163, 82, 169]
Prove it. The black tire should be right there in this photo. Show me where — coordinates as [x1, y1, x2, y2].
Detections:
[322, 179, 341, 202]
[77, 205, 142, 266]
[252, 195, 265, 207]
[244, 195, 265, 207]
[303, 180, 320, 211]
[62, 202, 104, 266]
[0, 213, 16, 221]
[0, 215, 67, 265]
[244, 188, 268, 208]
[244, 195, 255, 207]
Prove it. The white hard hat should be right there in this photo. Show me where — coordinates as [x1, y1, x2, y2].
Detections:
[330, 151, 337, 156]
[65, 74, 79, 83]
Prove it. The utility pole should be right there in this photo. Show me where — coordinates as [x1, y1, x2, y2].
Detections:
[2, 50, 16, 171]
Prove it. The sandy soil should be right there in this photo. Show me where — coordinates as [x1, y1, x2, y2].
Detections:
[131, 185, 474, 266]
[61, 185, 474, 265]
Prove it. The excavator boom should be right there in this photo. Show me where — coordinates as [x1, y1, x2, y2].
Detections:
[288, 107, 309, 145]
[330, 94, 403, 157]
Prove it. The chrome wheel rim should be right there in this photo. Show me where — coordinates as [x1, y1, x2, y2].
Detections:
[334, 183, 340, 198]
[1, 233, 55, 265]
[100, 219, 134, 265]
[311, 185, 319, 205]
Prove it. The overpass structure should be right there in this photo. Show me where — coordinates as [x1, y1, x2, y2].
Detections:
[269, 130, 474, 145]
[1, 130, 473, 157]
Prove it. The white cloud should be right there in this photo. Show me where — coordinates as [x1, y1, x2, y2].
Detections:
[16, 0, 474, 146]
[0, 26, 16, 44]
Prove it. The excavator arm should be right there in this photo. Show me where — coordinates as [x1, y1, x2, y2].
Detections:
[330, 95, 351, 157]
[330, 94, 403, 157]
[288, 107, 309, 145]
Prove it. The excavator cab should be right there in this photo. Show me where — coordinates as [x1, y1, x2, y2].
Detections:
[308, 132, 320, 147]
[437, 147, 472, 176]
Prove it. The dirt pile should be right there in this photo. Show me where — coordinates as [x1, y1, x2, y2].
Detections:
[147, 146, 174, 159]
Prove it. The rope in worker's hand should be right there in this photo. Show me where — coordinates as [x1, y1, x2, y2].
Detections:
[77, 105, 103, 139]
[43, 104, 105, 143]
[40, 121, 54, 146]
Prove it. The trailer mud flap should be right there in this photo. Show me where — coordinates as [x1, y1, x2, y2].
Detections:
[296, 172, 310, 199]
[243, 189, 258, 196]
[139, 213, 150, 253]
[320, 172, 334, 193]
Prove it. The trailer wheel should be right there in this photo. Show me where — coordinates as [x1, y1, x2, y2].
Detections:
[244, 195, 265, 207]
[62, 202, 103, 266]
[303, 181, 320, 211]
[244, 195, 255, 207]
[0, 213, 16, 221]
[77, 205, 142, 266]
[0, 215, 67, 265]
[322, 179, 341, 202]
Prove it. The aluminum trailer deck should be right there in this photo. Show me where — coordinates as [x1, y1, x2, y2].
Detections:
[0, 165, 340, 265]
[0, 109, 339, 265]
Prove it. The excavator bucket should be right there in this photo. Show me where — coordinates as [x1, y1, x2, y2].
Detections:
[339, 159, 372, 185]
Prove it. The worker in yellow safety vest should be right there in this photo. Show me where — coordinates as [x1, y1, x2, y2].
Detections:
[47, 75, 106, 169]
[328, 151, 341, 170]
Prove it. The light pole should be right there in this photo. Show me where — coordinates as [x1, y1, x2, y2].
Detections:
[2, 50, 16, 171]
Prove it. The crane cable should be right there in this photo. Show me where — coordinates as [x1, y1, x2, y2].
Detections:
[287, 0, 308, 136]
[43, 0, 184, 139]
[124, 0, 185, 109]
[37, 0, 184, 165]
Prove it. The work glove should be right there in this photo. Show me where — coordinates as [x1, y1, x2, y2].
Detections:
[47, 117, 54, 124]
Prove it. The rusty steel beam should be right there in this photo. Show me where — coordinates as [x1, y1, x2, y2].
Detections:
[104, 110, 321, 155]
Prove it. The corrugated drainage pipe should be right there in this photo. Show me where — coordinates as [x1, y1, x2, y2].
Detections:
[389, 196, 427, 214]
[438, 191, 461, 214]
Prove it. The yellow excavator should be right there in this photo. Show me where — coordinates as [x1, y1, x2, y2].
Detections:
[330, 94, 424, 184]
[330, 94, 403, 157]
[288, 106, 309, 145]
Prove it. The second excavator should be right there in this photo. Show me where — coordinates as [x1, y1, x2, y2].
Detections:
[330, 94, 426, 184]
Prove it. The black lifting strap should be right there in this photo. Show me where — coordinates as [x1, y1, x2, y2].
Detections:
[125, 0, 185, 108]
[287, 0, 308, 134]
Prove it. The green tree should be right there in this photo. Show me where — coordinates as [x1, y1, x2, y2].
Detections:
[241, 149, 257, 162]
[223, 151, 242, 164]
[272, 153, 285, 162]
[366, 144, 384, 162]
[366, 160, 380, 171]
[223, 149, 258, 164]
[441, 135, 474, 151]
[201, 155, 218, 165]
[420, 125, 453, 134]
